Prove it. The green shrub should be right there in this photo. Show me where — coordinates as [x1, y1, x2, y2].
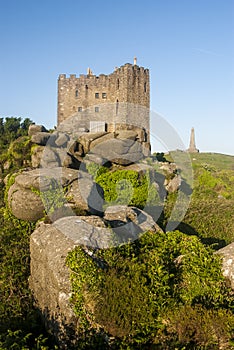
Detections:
[96, 169, 160, 209]
[67, 230, 233, 348]
[0, 169, 56, 349]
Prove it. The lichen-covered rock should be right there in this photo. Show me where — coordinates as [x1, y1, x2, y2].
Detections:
[31, 132, 52, 146]
[29, 207, 160, 346]
[8, 183, 45, 222]
[7, 168, 104, 222]
[28, 124, 48, 136]
[31, 145, 45, 168]
[216, 243, 234, 289]
[164, 175, 181, 193]
[91, 138, 144, 165]
[115, 130, 138, 140]
[104, 205, 162, 241]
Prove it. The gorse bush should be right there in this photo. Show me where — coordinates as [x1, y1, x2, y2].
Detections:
[67, 230, 234, 349]
[95, 169, 161, 208]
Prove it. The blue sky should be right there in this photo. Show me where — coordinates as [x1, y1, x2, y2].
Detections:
[0, 0, 233, 155]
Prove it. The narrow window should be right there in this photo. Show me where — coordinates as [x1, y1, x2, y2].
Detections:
[144, 82, 147, 93]
[116, 99, 119, 115]
[117, 79, 119, 89]
[85, 85, 88, 97]
[75, 90, 79, 98]
[95, 92, 99, 99]
[102, 92, 107, 99]
[78, 107, 82, 112]
[95, 106, 99, 113]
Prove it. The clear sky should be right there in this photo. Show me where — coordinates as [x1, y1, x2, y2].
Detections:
[0, 0, 233, 155]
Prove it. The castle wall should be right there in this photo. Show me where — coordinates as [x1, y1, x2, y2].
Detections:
[57, 63, 150, 140]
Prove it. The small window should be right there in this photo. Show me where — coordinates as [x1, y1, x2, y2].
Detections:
[117, 79, 119, 89]
[102, 92, 107, 99]
[116, 99, 119, 115]
[95, 106, 99, 113]
[78, 107, 82, 112]
[144, 82, 147, 93]
[95, 92, 99, 99]
[75, 90, 79, 98]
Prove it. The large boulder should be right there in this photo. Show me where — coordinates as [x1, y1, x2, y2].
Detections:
[29, 208, 160, 346]
[7, 168, 104, 222]
[8, 183, 45, 222]
[91, 138, 144, 165]
[31, 132, 52, 146]
[104, 205, 162, 242]
[28, 124, 48, 136]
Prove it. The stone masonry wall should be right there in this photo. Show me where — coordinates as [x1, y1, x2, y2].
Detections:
[57, 63, 150, 141]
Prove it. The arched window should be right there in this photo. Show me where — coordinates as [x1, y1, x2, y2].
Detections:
[75, 89, 79, 98]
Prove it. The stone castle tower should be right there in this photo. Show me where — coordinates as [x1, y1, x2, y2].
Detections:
[57, 60, 150, 142]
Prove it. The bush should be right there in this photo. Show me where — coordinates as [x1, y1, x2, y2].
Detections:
[67, 230, 234, 349]
[96, 169, 160, 209]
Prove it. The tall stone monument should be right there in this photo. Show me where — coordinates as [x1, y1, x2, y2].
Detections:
[187, 127, 199, 153]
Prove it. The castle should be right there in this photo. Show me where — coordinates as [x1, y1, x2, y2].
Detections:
[57, 59, 150, 144]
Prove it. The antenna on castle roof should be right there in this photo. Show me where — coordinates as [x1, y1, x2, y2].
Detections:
[87, 67, 93, 75]
[134, 57, 137, 65]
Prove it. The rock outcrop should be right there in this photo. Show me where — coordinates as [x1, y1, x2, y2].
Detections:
[29, 126, 148, 168]
[29, 207, 161, 347]
[7, 168, 104, 221]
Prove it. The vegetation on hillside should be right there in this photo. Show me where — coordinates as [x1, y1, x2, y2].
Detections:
[0, 118, 57, 349]
[0, 120, 234, 349]
[67, 230, 234, 349]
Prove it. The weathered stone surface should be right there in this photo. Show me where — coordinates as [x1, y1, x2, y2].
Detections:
[14, 168, 78, 191]
[83, 153, 108, 166]
[159, 162, 177, 174]
[89, 132, 115, 150]
[164, 175, 181, 193]
[61, 152, 81, 169]
[91, 138, 144, 165]
[104, 205, 162, 242]
[29, 218, 115, 346]
[115, 130, 138, 140]
[39, 146, 60, 168]
[8, 168, 104, 221]
[8, 183, 45, 222]
[28, 124, 48, 136]
[67, 139, 84, 157]
[66, 172, 104, 216]
[29, 222, 79, 347]
[78, 132, 107, 153]
[31, 145, 44, 168]
[29, 207, 159, 345]
[31, 132, 52, 146]
[124, 163, 155, 176]
[216, 243, 234, 289]
[55, 132, 70, 148]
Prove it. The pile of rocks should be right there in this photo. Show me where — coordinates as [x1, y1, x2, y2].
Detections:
[29, 124, 148, 169]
